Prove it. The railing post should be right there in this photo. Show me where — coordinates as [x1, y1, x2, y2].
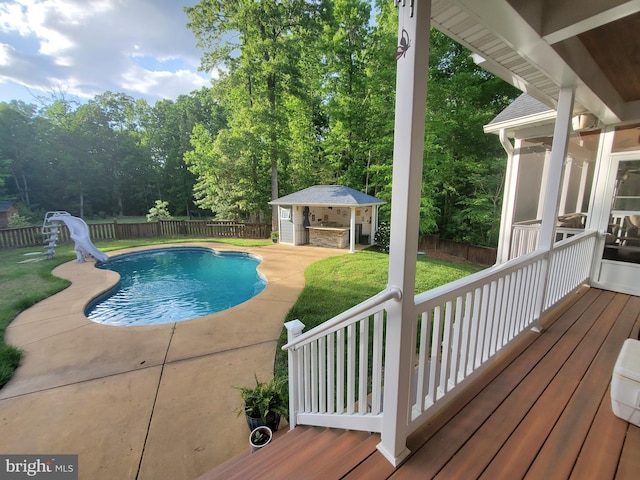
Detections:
[284, 319, 305, 430]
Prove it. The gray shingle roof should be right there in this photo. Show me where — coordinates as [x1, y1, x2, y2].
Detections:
[270, 185, 385, 206]
[488, 93, 553, 125]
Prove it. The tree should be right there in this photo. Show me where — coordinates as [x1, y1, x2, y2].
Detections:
[141, 88, 226, 216]
[185, 0, 328, 229]
[321, 0, 373, 188]
[0, 102, 38, 207]
[423, 30, 518, 245]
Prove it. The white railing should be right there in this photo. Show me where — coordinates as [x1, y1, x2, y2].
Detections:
[407, 229, 596, 433]
[283, 230, 597, 460]
[510, 221, 584, 258]
[283, 288, 401, 433]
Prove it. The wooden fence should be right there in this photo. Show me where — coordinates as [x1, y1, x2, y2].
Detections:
[418, 234, 497, 266]
[0, 219, 271, 249]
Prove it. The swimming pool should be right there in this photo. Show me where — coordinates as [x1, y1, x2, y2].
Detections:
[85, 247, 267, 326]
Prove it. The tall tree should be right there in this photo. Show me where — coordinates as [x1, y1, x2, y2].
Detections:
[321, 0, 372, 188]
[0, 102, 38, 207]
[185, 0, 328, 229]
[141, 88, 225, 216]
[423, 30, 518, 245]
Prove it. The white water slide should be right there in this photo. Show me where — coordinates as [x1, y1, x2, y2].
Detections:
[43, 211, 109, 263]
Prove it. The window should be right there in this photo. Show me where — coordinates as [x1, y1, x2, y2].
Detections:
[280, 208, 291, 220]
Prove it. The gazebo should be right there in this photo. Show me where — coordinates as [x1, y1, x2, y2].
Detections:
[269, 185, 385, 253]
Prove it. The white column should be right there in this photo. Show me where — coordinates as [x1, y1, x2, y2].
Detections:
[496, 130, 516, 263]
[576, 160, 589, 213]
[559, 157, 573, 215]
[533, 86, 575, 329]
[349, 207, 356, 253]
[538, 86, 575, 251]
[371, 205, 378, 245]
[537, 149, 552, 221]
[377, 0, 431, 467]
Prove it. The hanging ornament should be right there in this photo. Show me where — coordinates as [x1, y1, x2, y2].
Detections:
[396, 28, 410, 60]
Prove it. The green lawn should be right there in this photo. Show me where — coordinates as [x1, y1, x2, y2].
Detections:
[273, 249, 484, 378]
[0, 240, 482, 390]
[0, 245, 77, 387]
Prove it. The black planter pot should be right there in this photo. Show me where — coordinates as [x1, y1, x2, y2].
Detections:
[245, 412, 280, 432]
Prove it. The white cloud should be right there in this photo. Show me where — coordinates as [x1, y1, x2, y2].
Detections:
[0, 0, 211, 104]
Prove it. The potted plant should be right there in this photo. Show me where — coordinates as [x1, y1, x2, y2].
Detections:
[236, 374, 288, 432]
[270, 231, 279, 243]
[249, 426, 273, 452]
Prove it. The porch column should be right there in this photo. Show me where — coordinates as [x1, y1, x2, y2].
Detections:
[496, 129, 516, 263]
[537, 149, 552, 221]
[350, 207, 356, 253]
[576, 160, 589, 213]
[371, 205, 378, 245]
[558, 157, 573, 215]
[538, 86, 575, 251]
[377, 0, 431, 467]
[533, 86, 575, 328]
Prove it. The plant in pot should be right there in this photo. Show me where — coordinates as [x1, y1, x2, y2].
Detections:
[236, 375, 288, 432]
[270, 231, 279, 243]
[249, 425, 273, 452]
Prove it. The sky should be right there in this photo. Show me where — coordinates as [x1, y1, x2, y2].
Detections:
[0, 0, 214, 106]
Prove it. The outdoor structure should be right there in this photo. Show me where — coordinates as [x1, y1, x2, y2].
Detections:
[269, 185, 385, 253]
[278, 0, 640, 469]
[0, 202, 18, 229]
[487, 92, 640, 296]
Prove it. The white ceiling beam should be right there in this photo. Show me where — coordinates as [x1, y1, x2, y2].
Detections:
[543, 0, 640, 45]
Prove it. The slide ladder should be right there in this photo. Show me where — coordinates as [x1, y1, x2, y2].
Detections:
[42, 211, 109, 263]
[42, 216, 60, 259]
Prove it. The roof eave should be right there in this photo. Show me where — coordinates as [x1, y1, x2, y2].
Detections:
[484, 110, 558, 136]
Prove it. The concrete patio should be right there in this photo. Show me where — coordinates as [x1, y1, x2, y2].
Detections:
[0, 243, 345, 479]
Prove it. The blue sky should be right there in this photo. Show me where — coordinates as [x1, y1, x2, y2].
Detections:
[0, 0, 213, 105]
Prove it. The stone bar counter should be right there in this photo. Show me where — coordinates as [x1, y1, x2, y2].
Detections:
[307, 225, 350, 248]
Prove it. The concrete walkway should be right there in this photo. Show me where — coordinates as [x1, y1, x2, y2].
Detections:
[0, 243, 346, 479]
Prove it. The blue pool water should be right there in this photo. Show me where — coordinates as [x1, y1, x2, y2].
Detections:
[86, 247, 267, 326]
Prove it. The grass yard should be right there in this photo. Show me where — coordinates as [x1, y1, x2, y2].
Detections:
[0, 245, 77, 387]
[274, 249, 484, 378]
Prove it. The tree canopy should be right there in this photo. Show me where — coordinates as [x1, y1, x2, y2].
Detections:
[0, 1, 518, 247]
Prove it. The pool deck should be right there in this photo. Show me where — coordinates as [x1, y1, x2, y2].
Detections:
[0, 243, 348, 479]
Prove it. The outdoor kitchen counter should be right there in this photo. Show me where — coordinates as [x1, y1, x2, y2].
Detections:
[307, 226, 350, 249]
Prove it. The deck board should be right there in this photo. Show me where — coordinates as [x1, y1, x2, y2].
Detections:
[480, 292, 631, 479]
[196, 288, 640, 480]
[617, 420, 640, 479]
[524, 294, 636, 479]
[569, 385, 627, 480]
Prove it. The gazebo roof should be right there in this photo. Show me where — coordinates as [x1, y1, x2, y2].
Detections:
[270, 185, 385, 207]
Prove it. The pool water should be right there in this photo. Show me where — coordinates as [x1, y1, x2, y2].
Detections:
[86, 247, 267, 326]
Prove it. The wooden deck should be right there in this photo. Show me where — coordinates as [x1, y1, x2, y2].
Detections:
[198, 287, 640, 480]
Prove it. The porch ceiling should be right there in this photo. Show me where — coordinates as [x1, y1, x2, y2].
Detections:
[431, 0, 640, 124]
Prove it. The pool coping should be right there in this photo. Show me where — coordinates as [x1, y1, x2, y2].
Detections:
[0, 242, 349, 479]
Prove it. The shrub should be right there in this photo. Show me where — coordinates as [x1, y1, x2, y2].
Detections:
[146, 200, 173, 222]
[8, 214, 31, 228]
[374, 221, 391, 253]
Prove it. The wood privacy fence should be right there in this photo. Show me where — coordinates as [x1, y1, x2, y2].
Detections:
[419, 234, 497, 266]
[0, 220, 271, 249]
